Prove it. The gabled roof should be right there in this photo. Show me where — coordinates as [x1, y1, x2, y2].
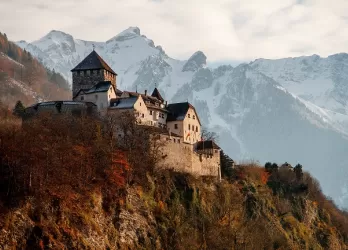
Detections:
[71, 50, 117, 75]
[196, 140, 221, 150]
[109, 97, 138, 109]
[121, 90, 167, 111]
[74, 81, 113, 98]
[151, 88, 164, 102]
[166, 102, 201, 125]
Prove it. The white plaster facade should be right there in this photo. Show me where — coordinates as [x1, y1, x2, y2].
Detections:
[74, 85, 116, 110]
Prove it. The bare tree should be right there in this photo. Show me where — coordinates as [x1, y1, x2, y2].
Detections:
[201, 128, 218, 142]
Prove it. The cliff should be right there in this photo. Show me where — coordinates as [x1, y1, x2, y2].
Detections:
[0, 112, 347, 249]
[1, 169, 347, 249]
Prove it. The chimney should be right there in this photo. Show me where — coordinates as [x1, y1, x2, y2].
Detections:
[145, 90, 147, 96]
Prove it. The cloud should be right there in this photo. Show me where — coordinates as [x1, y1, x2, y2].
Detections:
[0, 0, 348, 62]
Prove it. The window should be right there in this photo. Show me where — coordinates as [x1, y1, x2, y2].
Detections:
[110, 88, 113, 93]
[150, 110, 153, 115]
[178, 139, 180, 143]
[192, 125, 194, 131]
[80, 96, 84, 101]
[193, 115, 195, 120]
[87, 70, 90, 76]
[150, 121, 153, 125]
[140, 102, 142, 106]
[174, 124, 178, 129]
[95, 95, 98, 100]
[188, 114, 191, 118]
[142, 113, 144, 118]
[174, 139, 176, 143]
[196, 127, 198, 132]
[91, 70, 94, 75]
[77, 71, 81, 76]
[161, 113, 165, 118]
[96, 70, 99, 75]
[188, 124, 191, 130]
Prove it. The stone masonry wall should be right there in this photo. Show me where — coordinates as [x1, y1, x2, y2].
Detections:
[159, 139, 220, 177]
[72, 70, 116, 97]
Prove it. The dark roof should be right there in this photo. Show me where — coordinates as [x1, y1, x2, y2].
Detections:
[71, 50, 117, 75]
[166, 102, 201, 125]
[109, 97, 138, 109]
[196, 140, 220, 150]
[23, 101, 97, 119]
[74, 81, 113, 98]
[122, 91, 167, 111]
[116, 88, 123, 97]
[151, 88, 164, 102]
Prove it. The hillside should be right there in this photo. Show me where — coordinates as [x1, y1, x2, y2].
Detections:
[16, 27, 348, 208]
[0, 32, 70, 108]
[0, 112, 347, 249]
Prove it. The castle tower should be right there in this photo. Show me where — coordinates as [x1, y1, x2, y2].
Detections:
[71, 50, 117, 97]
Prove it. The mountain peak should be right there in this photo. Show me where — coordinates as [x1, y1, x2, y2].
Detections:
[108, 27, 141, 42]
[39, 30, 74, 44]
[182, 51, 207, 72]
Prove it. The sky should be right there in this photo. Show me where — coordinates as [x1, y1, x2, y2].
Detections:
[1, 0, 348, 62]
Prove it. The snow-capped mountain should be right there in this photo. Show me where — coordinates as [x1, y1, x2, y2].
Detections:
[17, 27, 348, 208]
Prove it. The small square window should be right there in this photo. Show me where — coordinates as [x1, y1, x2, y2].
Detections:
[188, 114, 191, 118]
[174, 124, 178, 129]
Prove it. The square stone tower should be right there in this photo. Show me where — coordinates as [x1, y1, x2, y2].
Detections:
[71, 50, 117, 97]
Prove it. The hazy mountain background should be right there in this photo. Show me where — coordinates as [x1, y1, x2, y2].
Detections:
[16, 27, 348, 208]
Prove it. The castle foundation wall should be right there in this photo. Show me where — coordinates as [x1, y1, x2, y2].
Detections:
[158, 139, 220, 178]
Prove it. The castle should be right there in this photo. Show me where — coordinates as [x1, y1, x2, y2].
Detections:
[29, 50, 222, 178]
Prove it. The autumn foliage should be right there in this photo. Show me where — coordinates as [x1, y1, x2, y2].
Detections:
[0, 112, 152, 210]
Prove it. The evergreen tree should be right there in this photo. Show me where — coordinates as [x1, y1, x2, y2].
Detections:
[265, 162, 278, 173]
[220, 150, 234, 180]
[294, 164, 303, 180]
[13, 100, 25, 117]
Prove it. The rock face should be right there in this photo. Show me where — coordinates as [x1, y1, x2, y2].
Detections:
[182, 51, 207, 72]
[0, 171, 347, 249]
[16, 29, 348, 208]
